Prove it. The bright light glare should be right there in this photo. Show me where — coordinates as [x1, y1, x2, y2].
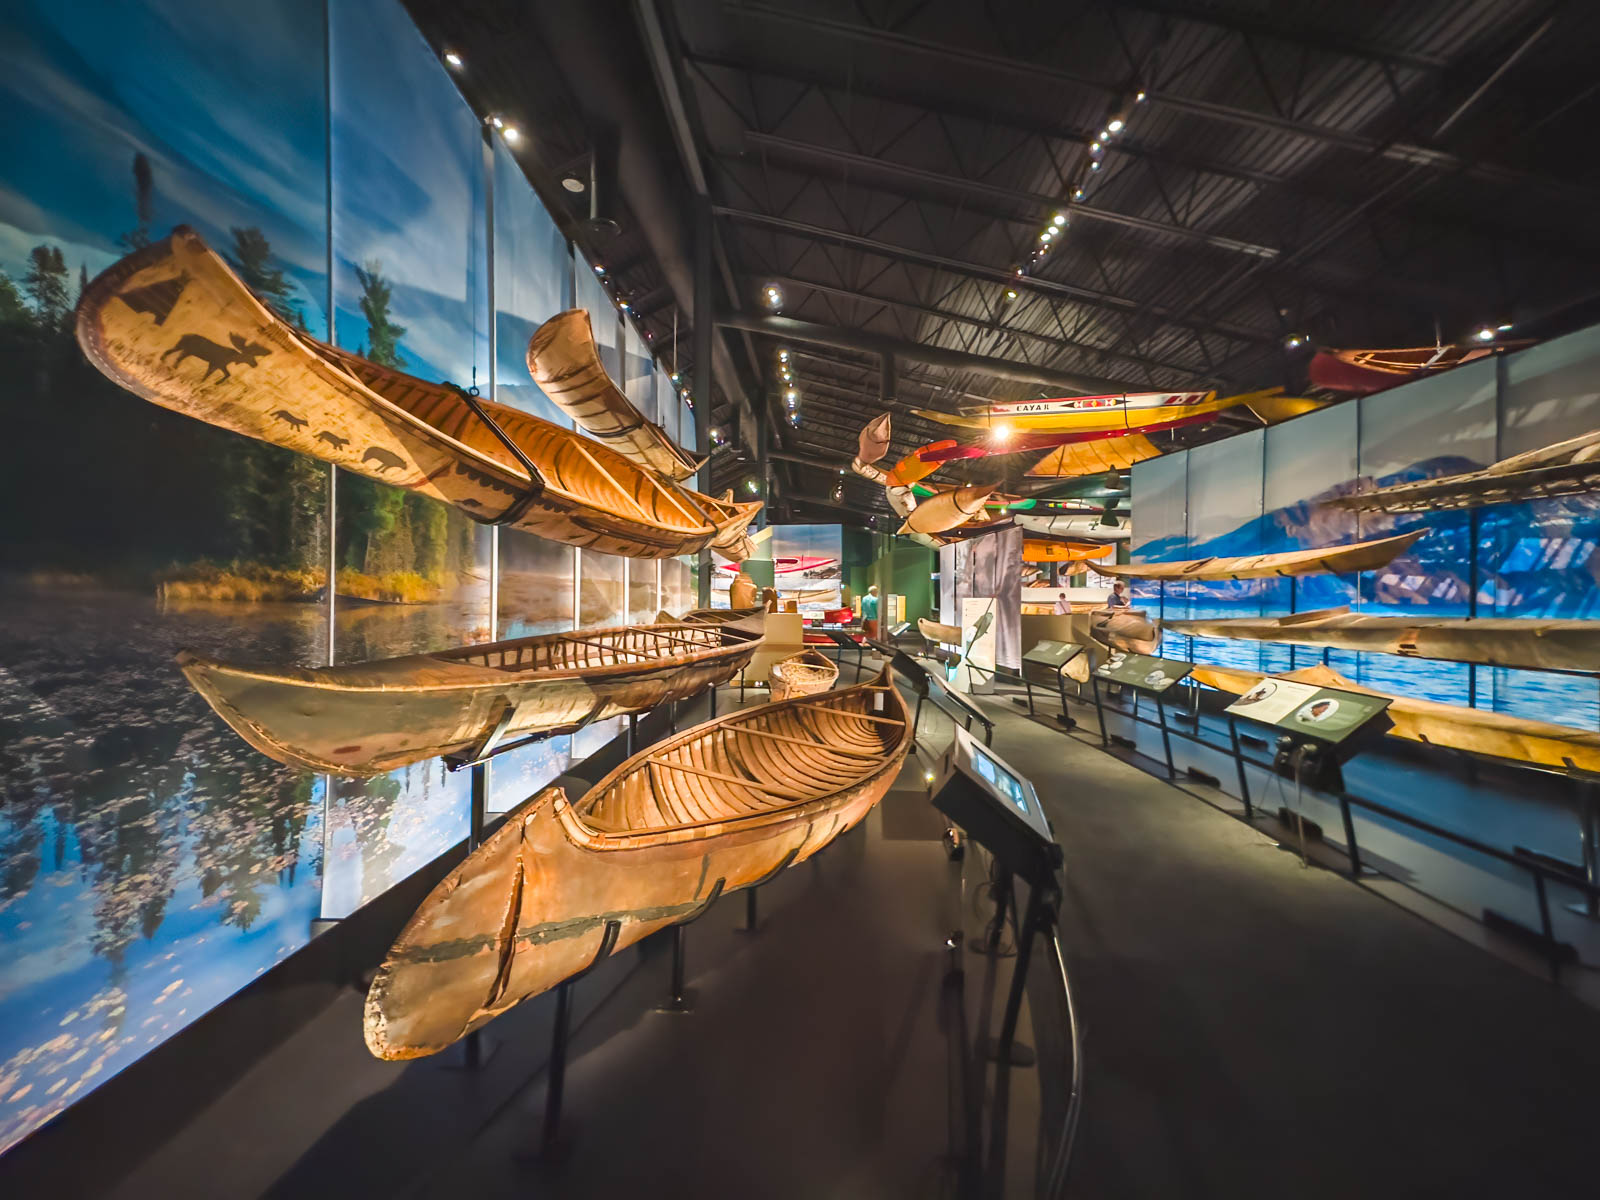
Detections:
[1108, 117, 1124, 132]
[992, 423, 1013, 443]
[1052, 212, 1067, 226]
[1475, 326, 1495, 342]
[443, 51, 463, 69]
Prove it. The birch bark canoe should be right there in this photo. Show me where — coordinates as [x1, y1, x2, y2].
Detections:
[1097, 530, 1426, 581]
[898, 484, 992, 535]
[1165, 607, 1600, 674]
[177, 615, 765, 777]
[1191, 662, 1600, 772]
[363, 666, 911, 1058]
[1015, 513, 1131, 541]
[769, 649, 839, 700]
[76, 228, 758, 559]
[918, 618, 963, 647]
[1090, 610, 1160, 655]
[525, 309, 701, 481]
[1327, 430, 1600, 513]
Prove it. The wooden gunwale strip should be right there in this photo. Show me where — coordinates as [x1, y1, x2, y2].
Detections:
[563, 436, 668, 526]
[722, 725, 889, 759]
[643, 757, 814, 803]
[557, 634, 654, 662]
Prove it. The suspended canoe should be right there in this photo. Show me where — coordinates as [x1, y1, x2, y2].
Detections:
[1023, 539, 1112, 564]
[177, 615, 765, 777]
[899, 484, 992, 536]
[363, 666, 912, 1058]
[1328, 429, 1600, 514]
[1192, 663, 1600, 773]
[1091, 610, 1160, 655]
[918, 618, 962, 647]
[525, 309, 701, 481]
[1028, 431, 1163, 478]
[887, 440, 959, 487]
[1097, 530, 1426, 582]
[855, 412, 892, 467]
[1309, 343, 1530, 395]
[1015, 513, 1130, 542]
[911, 386, 1314, 437]
[1165, 607, 1600, 674]
[769, 649, 839, 700]
[77, 228, 758, 560]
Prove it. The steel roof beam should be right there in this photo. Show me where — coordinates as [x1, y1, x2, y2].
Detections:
[720, 1, 1568, 192]
[714, 206, 1275, 346]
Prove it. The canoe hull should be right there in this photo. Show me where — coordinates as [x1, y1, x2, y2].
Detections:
[1098, 529, 1425, 581]
[770, 649, 839, 700]
[177, 622, 762, 777]
[364, 671, 910, 1058]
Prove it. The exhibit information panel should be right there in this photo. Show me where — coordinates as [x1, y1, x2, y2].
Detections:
[1095, 651, 1192, 693]
[935, 724, 1059, 886]
[1225, 679, 1393, 746]
[1022, 640, 1085, 676]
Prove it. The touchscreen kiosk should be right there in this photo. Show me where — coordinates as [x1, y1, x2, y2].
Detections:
[932, 724, 1060, 887]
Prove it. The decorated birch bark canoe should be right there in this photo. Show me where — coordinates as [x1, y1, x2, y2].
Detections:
[769, 649, 839, 700]
[525, 309, 701, 481]
[76, 228, 758, 559]
[363, 666, 912, 1059]
[1165, 607, 1600, 674]
[177, 615, 765, 777]
[1327, 430, 1600, 514]
[1191, 663, 1600, 773]
[1096, 530, 1426, 582]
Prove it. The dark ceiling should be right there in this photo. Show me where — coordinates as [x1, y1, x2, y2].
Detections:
[406, 0, 1600, 523]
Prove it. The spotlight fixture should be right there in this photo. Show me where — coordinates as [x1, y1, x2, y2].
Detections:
[1004, 288, 1017, 300]
[1073, 187, 1085, 200]
[489, 115, 503, 128]
[594, 265, 605, 275]
[1474, 326, 1496, 342]
[746, 478, 760, 494]
[992, 422, 1013, 443]
[1136, 90, 1148, 103]
[1052, 212, 1067, 226]
[1090, 141, 1101, 153]
[1040, 229, 1053, 241]
[1285, 333, 1305, 348]
[1107, 117, 1125, 133]
[501, 126, 520, 144]
[1091, 160, 1101, 170]
[1497, 323, 1513, 331]
[785, 389, 797, 401]
[778, 349, 789, 362]
[443, 50, 463, 69]
[764, 285, 783, 308]
[670, 372, 680, 383]
[560, 173, 586, 193]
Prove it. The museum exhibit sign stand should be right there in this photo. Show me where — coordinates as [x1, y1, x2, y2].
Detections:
[1081, 660, 1600, 980]
[1087, 652, 1194, 779]
[1016, 639, 1086, 729]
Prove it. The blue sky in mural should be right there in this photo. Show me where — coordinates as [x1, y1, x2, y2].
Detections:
[0, 0, 329, 333]
[331, 0, 488, 385]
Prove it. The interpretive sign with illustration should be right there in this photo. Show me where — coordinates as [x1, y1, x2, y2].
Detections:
[1094, 651, 1192, 692]
[1226, 678, 1393, 746]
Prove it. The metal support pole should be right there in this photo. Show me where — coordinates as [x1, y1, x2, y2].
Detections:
[1155, 693, 1175, 779]
[1227, 718, 1252, 818]
[1339, 793, 1362, 878]
[1090, 673, 1109, 747]
[983, 882, 1045, 1068]
[693, 196, 714, 609]
[540, 980, 574, 1152]
[656, 924, 694, 1013]
[627, 713, 638, 756]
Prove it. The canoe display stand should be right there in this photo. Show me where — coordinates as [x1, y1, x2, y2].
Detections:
[733, 846, 800, 937]
[654, 879, 726, 1015]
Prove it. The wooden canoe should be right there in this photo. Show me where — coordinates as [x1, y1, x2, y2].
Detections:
[1098, 530, 1426, 582]
[177, 615, 765, 777]
[770, 649, 839, 700]
[1166, 607, 1600, 674]
[525, 309, 701, 481]
[363, 666, 912, 1058]
[1328, 429, 1600, 514]
[1191, 662, 1600, 773]
[899, 484, 992, 536]
[76, 228, 758, 559]
[919, 617, 963, 647]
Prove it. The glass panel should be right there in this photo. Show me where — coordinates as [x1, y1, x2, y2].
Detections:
[326, 0, 491, 907]
[1480, 327, 1600, 726]
[1355, 361, 1497, 704]
[579, 550, 627, 628]
[629, 558, 660, 623]
[491, 529, 573, 812]
[1184, 430, 1264, 671]
[493, 141, 569, 426]
[771, 524, 844, 614]
[0, 0, 329, 1155]
[661, 556, 694, 617]
[624, 322, 653, 423]
[575, 257, 619, 382]
[1260, 404, 1360, 674]
[656, 369, 679, 445]
[1130, 450, 1188, 656]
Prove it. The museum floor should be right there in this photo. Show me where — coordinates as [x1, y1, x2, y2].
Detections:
[38, 665, 1600, 1198]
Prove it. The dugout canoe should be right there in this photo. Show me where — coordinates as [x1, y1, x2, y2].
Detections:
[1328, 429, 1600, 514]
[770, 649, 839, 700]
[363, 666, 912, 1058]
[1191, 663, 1600, 773]
[77, 228, 758, 560]
[1097, 530, 1426, 582]
[177, 614, 765, 777]
[919, 618, 963, 647]
[525, 309, 701, 481]
[1166, 607, 1600, 674]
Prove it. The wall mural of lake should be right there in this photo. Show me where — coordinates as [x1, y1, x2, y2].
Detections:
[0, 0, 697, 1158]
